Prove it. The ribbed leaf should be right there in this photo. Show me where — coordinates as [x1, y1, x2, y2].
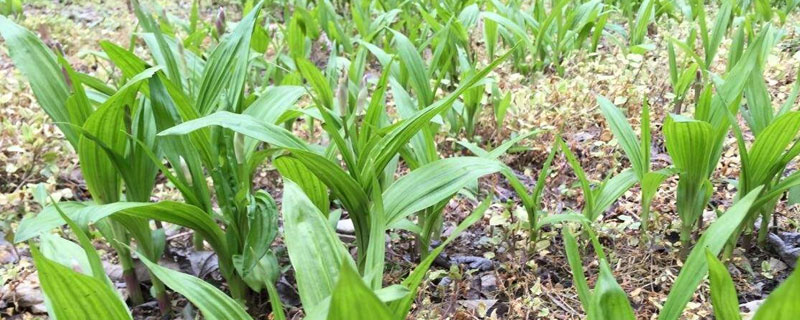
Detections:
[705, 249, 742, 320]
[274, 157, 329, 214]
[590, 169, 638, 221]
[282, 180, 357, 314]
[327, 263, 393, 320]
[16, 201, 229, 272]
[663, 115, 713, 183]
[195, 1, 263, 115]
[598, 96, 645, 178]
[78, 67, 161, 204]
[32, 245, 131, 320]
[158, 111, 311, 151]
[563, 230, 593, 318]
[365, 49, 512, 177]
[630, 0, 654, 45]
[745, 112, 800, 188]
[391, 29, 432, 107]
[296, 58, 334, 109]
[0, 17, 76, 146]
[658, 186, 762, 320]
[138, 253, 252, 320]
[16, 202, 87, 242]
[592, 262, 636, 320]
[383, 157, 505, 227]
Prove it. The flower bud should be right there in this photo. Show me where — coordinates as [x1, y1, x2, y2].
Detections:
[71, 258, 82, 273]
[355, 79, 368, 115]
[215, 8, 226, 36]
[179, 156, 193, 186]
[335, 69, 349, 116]
[234, 132, 245, 164]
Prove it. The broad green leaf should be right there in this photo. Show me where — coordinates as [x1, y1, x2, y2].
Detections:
[16, 201, 230, 274]
[158, 111, 311, 151]
[658, 186, 762, 320]
[706, 249, 741, 320]
[745, 112, 800, 188]
[563, 230, 593, 317]
[237, 191, 278, 283]
[0, 17, 76, 145]
[664, 115, 713, 183]
[590, 169, 638, 221]
[296, 58, 334, 109]
[53, 202, 114, 286]
[138, 253, 252, 320]
[282, 180, 357, 314]
[391, 29, 432, 107]
[365, 49, 512, 178]
[31, 246, 132, 320]
[327, 263, 393, 320]
[16, 202, 87, 242]
[78, 67, 161, 204]
[598, 96, 646, 178]
[274, 157, 329, 214]
[195, 1, 263, 115]
[559, 139, 595, 217]
[383, 157, 505, 227]
[630, 0, 655, 45]
[592, 262, 636, 320]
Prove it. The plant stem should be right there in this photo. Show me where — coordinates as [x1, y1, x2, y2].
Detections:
[151, 275, 171, 315]
[679, 226, 692, 259]
[757, 211, 770, 246]
[120, 253, 145, 305]
[228, 274, 249, 303]
[193, 233, 205, 251]
[640, 193, 651, 244]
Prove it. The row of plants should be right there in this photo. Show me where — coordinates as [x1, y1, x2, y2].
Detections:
[0, 0, 799, 318]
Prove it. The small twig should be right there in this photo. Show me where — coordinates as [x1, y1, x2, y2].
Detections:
[543, 280, 579, 316]
[166, 230, 194, 241]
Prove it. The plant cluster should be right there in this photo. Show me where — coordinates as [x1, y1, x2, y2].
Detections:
[1, 0, 799, 318]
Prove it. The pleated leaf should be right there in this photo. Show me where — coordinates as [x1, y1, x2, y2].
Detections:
[282, 180, 357, 314]
[275, 156, 330, 214]
[706, 249, 742, 320]
[592, 262, 636, 320]
[598, 96, 646, 178]
[158, 111, 311, 151]
[658, 186, 762, 320]
[0, 17, 77, 146]
[32, 246, 132, 320]
[138, 253, 252, 320]
[326, 263, 393, 320]
[195, 1, 263, 115]
[383, 157, 505, 227]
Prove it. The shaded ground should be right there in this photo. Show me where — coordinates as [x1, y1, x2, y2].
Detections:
[1, 1, 799, 319]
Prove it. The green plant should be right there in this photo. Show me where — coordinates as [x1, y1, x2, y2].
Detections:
[0, 16, 172, 310]
[159, 48, 513, 264]
[706, 250, 800, 319]
[559, 138, 638, 223]
[563, 187, 762, 319]
[598, 96, 674, 242]
[664, 25, 775, 255]
[0, 0, 21, 17]
[5, 2, 293, 306]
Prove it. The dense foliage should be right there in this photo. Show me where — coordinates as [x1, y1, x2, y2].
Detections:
[1, 0, 799, 318]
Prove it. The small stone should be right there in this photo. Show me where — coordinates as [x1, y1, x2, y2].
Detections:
[336, 219, 355, 234]
[481, 274, 497, 292]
